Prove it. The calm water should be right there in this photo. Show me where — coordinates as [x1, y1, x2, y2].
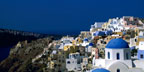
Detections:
[0, 47, 11, 62]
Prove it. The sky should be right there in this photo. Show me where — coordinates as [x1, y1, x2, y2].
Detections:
[0, 0, 144, 35]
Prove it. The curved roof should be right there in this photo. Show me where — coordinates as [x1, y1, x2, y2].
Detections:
[93, 31, 105, 36]
[89, 43, 94, 46]
[83, 38, 88, 42]
[106, 38, 129, 49]
[92, 68, 110, 72]
[105, 30, 113, 35]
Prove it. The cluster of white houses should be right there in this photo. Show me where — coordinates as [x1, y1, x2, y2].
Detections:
[92, 38, 144, 72]
[55, 16, 144, 72]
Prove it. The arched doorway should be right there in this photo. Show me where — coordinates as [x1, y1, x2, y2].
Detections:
[117, 69, 120, 72]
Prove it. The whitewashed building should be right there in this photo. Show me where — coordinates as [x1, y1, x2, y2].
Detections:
[92, 38, 144, 72]
[90, 22, 105, 32]
[58, 36, 74, 49]
[66, 52, 82, 71]
[107, 18, 125, 32]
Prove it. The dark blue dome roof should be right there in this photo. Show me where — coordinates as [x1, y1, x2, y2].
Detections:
[92, 68, 110, 72]
[93, 31, 105, 36]
[89, 43, 94, 46]
[105, 30, 113, 35]
[106, 38, 129, 49]
[84, 38, 88, 42]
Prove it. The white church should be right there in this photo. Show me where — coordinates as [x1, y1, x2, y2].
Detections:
[92, 38, 144, 72]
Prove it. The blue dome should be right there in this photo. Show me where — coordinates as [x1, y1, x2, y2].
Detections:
[89, 43, 94, 46]
[93, 31, 105, 36]
[84, 38, 88, 42]
[106, 38, 129, 49]
[92, 68, 110, 72]
[105, 30, 113, 35]
[123, 31, 126, 35]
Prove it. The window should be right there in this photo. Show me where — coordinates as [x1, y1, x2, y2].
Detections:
[126, 53, 129, 59]
[135, 39, 137, 42]
[103, 42, 106, 44]
[117, 69, 120, 72]
[67, 61, 70, 64]
[73, 55, 76, 58]
[117, 53, 120, 60]
[59, 60, 61, 62]
[108, 52, 110, 59]
[140, 54, 144, 58]
[69, 55, 71, 58]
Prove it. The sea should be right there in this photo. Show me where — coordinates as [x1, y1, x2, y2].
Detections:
[0, 46, 12, 62]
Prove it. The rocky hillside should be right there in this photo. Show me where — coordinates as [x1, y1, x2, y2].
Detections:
[0, 37, 53, 72]
[0, 29, 63, 61]
[0, 29, 49, 48]
[140, 18, 144, 23]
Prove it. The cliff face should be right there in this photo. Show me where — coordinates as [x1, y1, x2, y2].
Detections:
[0, 29, 51, 62]
[140, 18, 144, 24]
[0, 37, 53, 72]
[0, 29, 66, 72]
